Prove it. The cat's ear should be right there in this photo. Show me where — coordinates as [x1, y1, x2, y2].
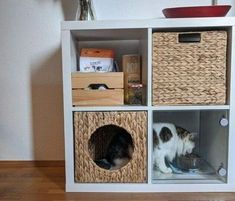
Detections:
[189, 132, 197, 141]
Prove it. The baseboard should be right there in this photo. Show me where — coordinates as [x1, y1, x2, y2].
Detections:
[0, 160, 65, 167]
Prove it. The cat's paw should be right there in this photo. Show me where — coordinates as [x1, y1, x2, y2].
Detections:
[160, 167, 172, 174]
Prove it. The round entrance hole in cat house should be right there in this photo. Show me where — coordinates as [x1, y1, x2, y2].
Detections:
[74, 111, 147, 183]
[88, 124, 134, 171]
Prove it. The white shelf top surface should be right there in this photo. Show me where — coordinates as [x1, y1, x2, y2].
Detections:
[72, 105, 229, 112]
[61, 17, 235, 30]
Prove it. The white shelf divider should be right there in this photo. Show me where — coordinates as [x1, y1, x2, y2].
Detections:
[151, 105, 230, 111]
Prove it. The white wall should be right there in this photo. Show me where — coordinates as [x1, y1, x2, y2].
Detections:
[0, 0, 65, 160]
[0, 0, 234, 160]
[93, 0, 235, 20]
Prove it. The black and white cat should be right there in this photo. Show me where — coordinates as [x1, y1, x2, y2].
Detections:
[153, 123, 195, 174]
[95, 129, 134, 170]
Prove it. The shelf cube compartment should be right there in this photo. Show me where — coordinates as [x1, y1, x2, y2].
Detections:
[152, 110, 229, 184]
[74, 111, 147, 183]
[69, 28, 149, 106]
[152, 30, 227, 105]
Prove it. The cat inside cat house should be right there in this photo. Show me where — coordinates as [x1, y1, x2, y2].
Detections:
[88, 124, 134, 170]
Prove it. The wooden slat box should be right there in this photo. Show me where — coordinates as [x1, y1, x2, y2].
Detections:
[72, 72, 124, 106]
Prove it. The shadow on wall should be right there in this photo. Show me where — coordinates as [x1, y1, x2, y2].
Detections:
[29, 0, 78, 161]
[30, 48, 64, 160]
[30, 0, 83, 161]
[60, 0, 78, 20]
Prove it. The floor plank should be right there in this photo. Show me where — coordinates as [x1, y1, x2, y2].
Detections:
[0, 161, 235, 201]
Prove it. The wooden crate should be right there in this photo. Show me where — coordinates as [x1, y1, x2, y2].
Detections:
[72, 72, 124, 106]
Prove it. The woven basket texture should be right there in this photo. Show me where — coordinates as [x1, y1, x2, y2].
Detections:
[152, 31, 227, 105]
[74, 111, 147, 183]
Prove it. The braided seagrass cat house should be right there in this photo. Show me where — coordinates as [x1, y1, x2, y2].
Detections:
[74, 111, 147, 183]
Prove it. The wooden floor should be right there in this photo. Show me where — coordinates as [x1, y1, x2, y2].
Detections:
[0, 161, 235, 201]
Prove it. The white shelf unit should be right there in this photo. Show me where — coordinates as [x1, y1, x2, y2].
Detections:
[61, 17, 235, 192]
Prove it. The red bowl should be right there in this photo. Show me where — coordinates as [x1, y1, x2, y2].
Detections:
[163, 5, 231, 18]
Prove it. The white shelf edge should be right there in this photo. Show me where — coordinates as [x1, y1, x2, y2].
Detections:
[66, 183, 235, 192]
[71, 105, 230, 111]
[147, 109, 153, 184]
[151, 105, 230, 111]
[151, 179, 223, 184]
[72, 106, 149, 111]
[61, 17, 235, 31]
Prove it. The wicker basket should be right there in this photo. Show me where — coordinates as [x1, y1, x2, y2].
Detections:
[152, 31, 227, 105]
[74, 111, 147, 183]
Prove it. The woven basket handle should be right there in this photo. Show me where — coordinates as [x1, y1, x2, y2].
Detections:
[178, 33, 201, 43]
